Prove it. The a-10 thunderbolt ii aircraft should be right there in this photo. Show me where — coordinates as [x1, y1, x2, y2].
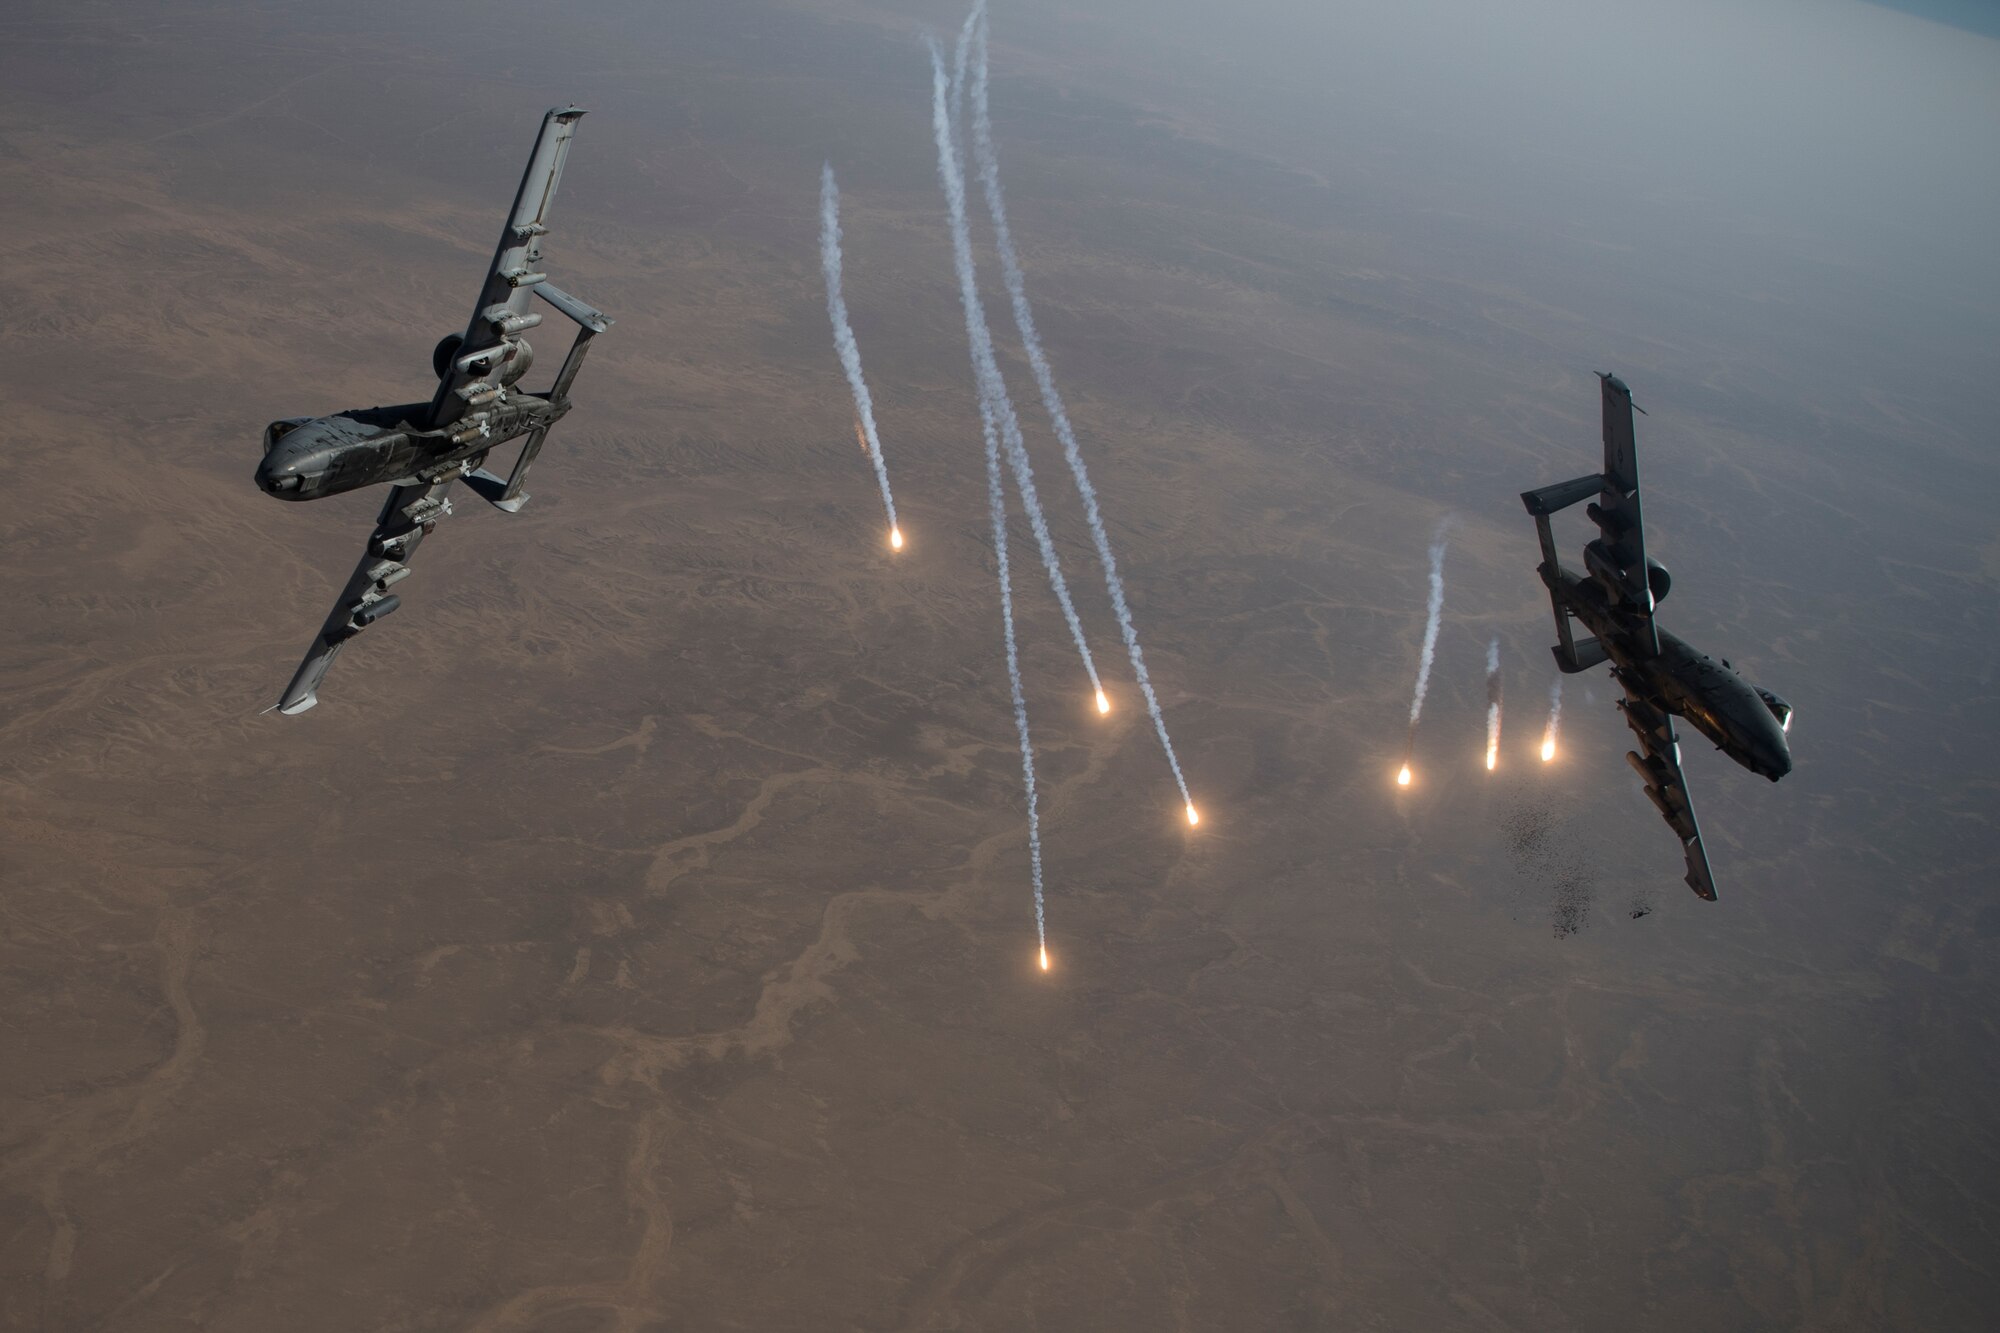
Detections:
[1520, 373, 1793, 900]
[255, 106, 611, 714]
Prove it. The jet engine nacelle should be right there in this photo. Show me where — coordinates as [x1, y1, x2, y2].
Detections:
[436, 332, 531, 386]
[1755, 686, 1793, 733]
[1646, 556, 1672, 604]
[497, 338, 533, 387]
[433, 333, 464, 381]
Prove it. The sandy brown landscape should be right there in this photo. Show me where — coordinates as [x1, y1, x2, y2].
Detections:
[2, 1, 1997, 1328]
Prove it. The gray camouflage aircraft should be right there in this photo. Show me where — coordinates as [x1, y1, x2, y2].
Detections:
[255, 106, 611, 715]
[1521, 373, 1793, 900]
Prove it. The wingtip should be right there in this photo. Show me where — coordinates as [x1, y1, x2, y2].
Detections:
[276, 692, 318, 716]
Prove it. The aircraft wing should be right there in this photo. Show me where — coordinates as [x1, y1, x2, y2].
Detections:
[427, 106, 588, 432]
[1615, 678, 1718, 901]
[1586, 373, 1661, 657]
[271, 479, 456, 715]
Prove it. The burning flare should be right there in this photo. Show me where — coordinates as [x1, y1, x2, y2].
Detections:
[1482, 637, 1502, 776]
[1038, 944, 1050, 971]
[1095, 689, 1110, 715]
[1540, 735, 1557, 762]
[890, 526, 904, 551]
[1397, 764, 1412, 787]
[1185, 802, 1200, 827]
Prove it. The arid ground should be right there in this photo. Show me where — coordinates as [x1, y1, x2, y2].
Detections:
[3, 1, 1997, 1328]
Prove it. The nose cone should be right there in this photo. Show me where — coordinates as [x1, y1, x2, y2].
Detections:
[255, 425, 330, 500]
[1747, 709, 1793, 781]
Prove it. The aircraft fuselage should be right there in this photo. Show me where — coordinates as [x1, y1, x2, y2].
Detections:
[1542, 562, 1792, 781]
[255, 393, 565, 502]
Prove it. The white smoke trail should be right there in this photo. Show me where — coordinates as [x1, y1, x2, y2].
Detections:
[1407, 520, 1452, 729]
[953, 4, 976, 100]
[818, 164, 899, 542]
[1484, 637, 1502, 770]
[929, 30, 1102, 703]
[961, 5, 1193, 810]
[926, 34, 1046, 949]
[1542, 675, 1563, 760]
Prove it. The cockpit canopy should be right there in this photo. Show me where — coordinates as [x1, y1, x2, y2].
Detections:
[263, 417, 313, 455]
[1755, 687, 1793, 733]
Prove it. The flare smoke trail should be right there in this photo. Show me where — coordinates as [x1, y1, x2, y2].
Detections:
[1405, 520, 1452, 740]
[926, 35, 1047, 949]
[1542, 675, 1563, 760]
[818, 164, 900, 542]
[959, 5, 1194, 810]
[1484, 638, 1502, 770]
[926, 34, 1103, 703]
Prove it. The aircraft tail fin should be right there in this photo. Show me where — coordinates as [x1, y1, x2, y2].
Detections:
[464, 427, 548, 513]
[461, 282, 608, 514]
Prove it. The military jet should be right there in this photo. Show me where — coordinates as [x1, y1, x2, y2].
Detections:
[256, 106, 611, 714]
[1520, 373, 1792, 900]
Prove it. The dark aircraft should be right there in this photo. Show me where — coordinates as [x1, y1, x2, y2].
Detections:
[256, 106, 612, 714]
[1520, 373, 1792, 900]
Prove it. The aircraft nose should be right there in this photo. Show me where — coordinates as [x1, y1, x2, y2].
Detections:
[254, 453, 303, 497]
[1763, 744, 1793, 781]
[1756, 725, 1794, 782]
[255, 432, 327, 500]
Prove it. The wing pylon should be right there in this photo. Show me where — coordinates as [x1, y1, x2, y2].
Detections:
[1616, 678, 1717, 900]
[273, 480, 456, 714]
[1583, 372, 1660, 658]
[428, 106, 589, 431]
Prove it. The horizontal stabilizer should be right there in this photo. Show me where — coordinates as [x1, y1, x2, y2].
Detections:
[1521, 474, 1602, 517]
[535, 282, 612, 334]
[462, 469, 516, 509]
[1553, 636, 1609, 673]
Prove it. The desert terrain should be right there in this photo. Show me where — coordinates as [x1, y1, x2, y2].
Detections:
[2, 1, 1997, 1328]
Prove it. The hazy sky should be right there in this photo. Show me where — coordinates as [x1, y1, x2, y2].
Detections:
[959, 0, 2000, 429]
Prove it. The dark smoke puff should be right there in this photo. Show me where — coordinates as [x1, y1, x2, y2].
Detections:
[1503, 801, 1559, 868]
[1550, 858, 1597, 939]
